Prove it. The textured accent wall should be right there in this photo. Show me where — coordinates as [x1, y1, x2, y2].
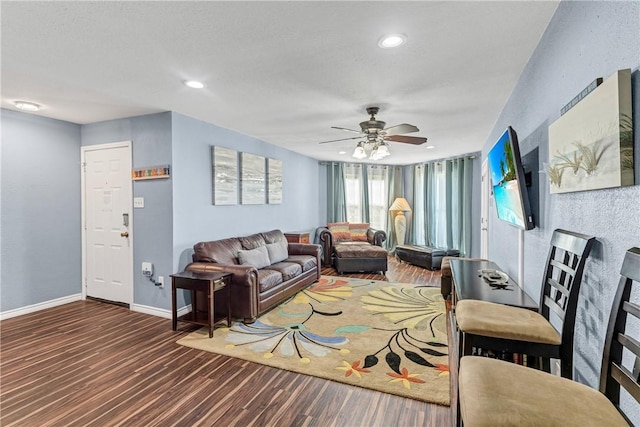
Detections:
[1, 109, 82, 311]
[484, 1, 639, 420]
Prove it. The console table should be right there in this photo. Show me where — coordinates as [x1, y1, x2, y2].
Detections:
[171, 270, 232, 338]
[449, 259, 537, 309]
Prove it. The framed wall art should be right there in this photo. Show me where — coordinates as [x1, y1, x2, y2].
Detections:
[211, 146, 238, 205]
[241, 153, 266, 205]
[267, 158, 282, 204]
[548, 69, 633, 194]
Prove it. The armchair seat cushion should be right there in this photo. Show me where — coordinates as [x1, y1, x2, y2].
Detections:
[257, 269, 284, 292]
[334, 243, 388, 259]
[459, 356, 628, 427]
[456, 299, 561, 345]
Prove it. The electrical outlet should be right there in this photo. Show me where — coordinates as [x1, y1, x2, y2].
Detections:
[158, 276, 164, 288]
[142, 262, 153, 277]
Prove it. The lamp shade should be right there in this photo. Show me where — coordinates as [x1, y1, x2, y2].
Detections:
[389, 197, 411, 212]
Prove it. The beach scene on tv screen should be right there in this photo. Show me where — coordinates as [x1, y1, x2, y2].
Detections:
[488, 130, 526, 228]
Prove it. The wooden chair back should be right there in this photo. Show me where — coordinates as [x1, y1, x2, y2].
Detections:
[600, 247, 640, 423]
[538, 229, 595, 374]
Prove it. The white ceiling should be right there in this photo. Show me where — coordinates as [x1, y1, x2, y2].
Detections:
[1, 1, 558, 165]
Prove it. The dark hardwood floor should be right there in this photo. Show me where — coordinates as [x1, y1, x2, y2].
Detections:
[1, 256, 455, 426]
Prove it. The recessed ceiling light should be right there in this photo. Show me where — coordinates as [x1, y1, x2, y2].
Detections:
[378, 34, 407, 49]
[14, 101, 40, 112]
[339, 151, 347, 155]
[184, 80, 206, 89]
[426, 145, 435, 149]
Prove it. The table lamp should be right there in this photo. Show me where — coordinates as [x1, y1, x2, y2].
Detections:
[389, 197, 412, 246]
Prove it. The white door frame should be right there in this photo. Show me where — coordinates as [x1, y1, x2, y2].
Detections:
[480, 159, 490, 259]
[80, 141, 134, 305]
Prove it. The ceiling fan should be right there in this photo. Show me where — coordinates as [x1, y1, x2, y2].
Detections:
[318, 107, 428, 160]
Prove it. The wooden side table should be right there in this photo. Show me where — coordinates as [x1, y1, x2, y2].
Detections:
[284, 231, 310, 243]
[171, 270, 232, 338]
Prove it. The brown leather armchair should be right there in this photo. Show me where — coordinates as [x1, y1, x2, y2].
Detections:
[318, 225, 387, 274]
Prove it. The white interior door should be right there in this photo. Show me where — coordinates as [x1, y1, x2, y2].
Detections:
[82, 142, 133, 305]
[480, 159, 490, 259]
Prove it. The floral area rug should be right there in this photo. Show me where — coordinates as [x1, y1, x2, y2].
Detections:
[176, 276, 450, 405]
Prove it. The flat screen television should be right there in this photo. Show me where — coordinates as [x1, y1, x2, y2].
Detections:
[487, 126, 535, 230]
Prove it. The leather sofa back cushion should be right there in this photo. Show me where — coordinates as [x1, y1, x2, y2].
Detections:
[266, 241, 288, 264]
[349, 223, 369, 242]
[261, 229, 287, 244]
[328, 222, 351, 242]
[239, 233, 266, 250]
[194, 238, 242, 265]
[238, 246, 271, 269]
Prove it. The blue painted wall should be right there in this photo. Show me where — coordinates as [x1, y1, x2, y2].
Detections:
[1, 109, 82, 311]
[171, 112, 321, 271]
[484, 1, 639, 420]
[81, 112, 175, 310]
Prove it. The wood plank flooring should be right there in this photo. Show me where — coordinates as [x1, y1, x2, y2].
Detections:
[1, 256, 455, 426]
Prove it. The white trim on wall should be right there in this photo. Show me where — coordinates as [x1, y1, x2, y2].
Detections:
[0, 297, 192, 321]
[131, 303, 192, 320]
[0, 294, 82, 320]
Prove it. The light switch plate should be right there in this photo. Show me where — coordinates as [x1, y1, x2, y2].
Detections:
[133, 197, 144, 208]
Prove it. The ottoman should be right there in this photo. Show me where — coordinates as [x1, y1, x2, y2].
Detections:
[395, 245, 460, 271]
[333, 243, 388, 275]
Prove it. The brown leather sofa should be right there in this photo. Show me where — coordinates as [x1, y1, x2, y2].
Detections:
[318, 225, 387, 274]
[185, 229, 321, 323]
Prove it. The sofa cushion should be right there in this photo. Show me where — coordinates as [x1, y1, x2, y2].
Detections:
[286, 255, 317, 272]
[238, 246, 271, 269]
[328, 222, 351, 242]
[268, 262, 302, 281]
[349, 223, 369, 242]
[266, 241, 288, 264]
[193, 238, 242, 265]
[239, 233, 266, 250]
[261, 229, 287, 244]
[257, 269, 283, 292]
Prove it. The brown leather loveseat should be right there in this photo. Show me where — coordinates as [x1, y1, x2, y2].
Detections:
[186, 229, 321, 323]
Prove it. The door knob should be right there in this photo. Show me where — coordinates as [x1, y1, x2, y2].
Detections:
[120, 231, 129, 238]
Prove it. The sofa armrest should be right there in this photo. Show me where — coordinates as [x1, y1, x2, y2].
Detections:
[288, 242, 321, 257]
[288, 243, 322, 278]
[185, 262, 258, 289]
[367, 228, 386, 247]
[318, 227, 333, 266]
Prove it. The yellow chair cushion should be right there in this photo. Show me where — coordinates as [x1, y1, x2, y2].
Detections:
[459, 356, 628, 427]
[456, 299, 561, 345]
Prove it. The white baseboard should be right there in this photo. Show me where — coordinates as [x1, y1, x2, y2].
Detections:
[0, 293, 83, 320]
[131, 303, 191, 319]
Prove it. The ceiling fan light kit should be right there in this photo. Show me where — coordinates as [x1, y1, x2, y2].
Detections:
[320, 106, 427, 161]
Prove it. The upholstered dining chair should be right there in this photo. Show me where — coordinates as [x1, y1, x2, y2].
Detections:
[455, 229, 595, 378]
[458, 247, 640, 427]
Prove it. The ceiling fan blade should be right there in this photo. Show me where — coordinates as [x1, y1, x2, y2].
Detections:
[331, 126, 361, 134]
[318, 136, 364, 144]
[385, 135, 428, 145]
[384, 123, 419, 136]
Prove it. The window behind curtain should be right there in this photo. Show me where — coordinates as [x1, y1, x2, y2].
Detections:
[344, 164, 363, 223]
[344, 164, 388, 231]
[433, 162, 448, 247]
[367, 166, 388, 231]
